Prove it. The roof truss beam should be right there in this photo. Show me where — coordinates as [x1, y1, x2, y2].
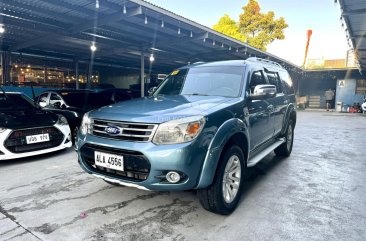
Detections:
[10, 5, 143, 51]
[342, 8, 366, 16]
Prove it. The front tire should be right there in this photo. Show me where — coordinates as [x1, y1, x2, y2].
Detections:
[197, 145, 245, 215]
[274, 119, 294, 157]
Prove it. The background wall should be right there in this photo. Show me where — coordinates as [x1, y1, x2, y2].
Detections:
[98, 68, 140, 89]
[335, 79, 364, 106]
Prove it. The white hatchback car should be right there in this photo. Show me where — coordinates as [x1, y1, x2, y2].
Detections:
[0, 92, 72, 160]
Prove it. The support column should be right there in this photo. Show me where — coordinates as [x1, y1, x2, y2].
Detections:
[87, 61, 93, 89]
[75, 60, 79, 90]
[140, 51, 145, 97]
[1, 52, 11, 85]
[43, 66, 48, 83]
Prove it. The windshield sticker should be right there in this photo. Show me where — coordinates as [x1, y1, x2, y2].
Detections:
[171, 70, 179, 76]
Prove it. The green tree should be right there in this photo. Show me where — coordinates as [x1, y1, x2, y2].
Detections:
[213, 0, 288, 51]
[213, 14, 246, 42]
[239, 0, 288, 51]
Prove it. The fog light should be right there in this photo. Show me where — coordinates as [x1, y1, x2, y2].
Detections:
[166, 171, 181, 183]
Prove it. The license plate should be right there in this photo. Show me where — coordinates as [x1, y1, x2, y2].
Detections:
[94, 151, 124, 172]
[26, 133, 50, 144]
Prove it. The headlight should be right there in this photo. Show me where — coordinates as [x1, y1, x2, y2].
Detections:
[80, 113, 92, 135]
[153, 116, 206, 145]
[57, 115, 68, 126]
[0, 127, 7, 133]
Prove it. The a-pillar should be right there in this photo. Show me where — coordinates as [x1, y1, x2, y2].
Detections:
[140, 50, 145, 97]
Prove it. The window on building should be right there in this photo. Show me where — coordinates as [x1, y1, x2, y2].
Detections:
[356, 79, 366, 94]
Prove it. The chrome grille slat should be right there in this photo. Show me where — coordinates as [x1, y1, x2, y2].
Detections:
[93, 124, 108, 128]
[119, 134, 151, 138]
[93, 130, 105, 134]
[121, 128, 154, 131]
[91, 119, 158, 142]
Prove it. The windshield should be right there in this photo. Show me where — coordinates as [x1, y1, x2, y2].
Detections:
[61, 93, 112, 108]
[154, 66, 244, 97]
[0, 93, 36, 111]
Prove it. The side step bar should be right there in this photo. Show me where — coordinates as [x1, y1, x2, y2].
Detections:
[247, 138, 285, 167]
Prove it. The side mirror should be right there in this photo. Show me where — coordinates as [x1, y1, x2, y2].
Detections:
[250, 84, 277, 100]
[148, 87, 157, 96]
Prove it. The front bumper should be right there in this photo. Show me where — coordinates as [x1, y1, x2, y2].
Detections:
[0, 124, 72, 161]
[77, 134, 208, 191]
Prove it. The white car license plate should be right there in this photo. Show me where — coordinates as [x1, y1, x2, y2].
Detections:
[94, 151, 124, 172]
[26, 133, 50, 144]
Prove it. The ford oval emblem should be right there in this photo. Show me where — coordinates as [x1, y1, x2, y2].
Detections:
[105, 126, 121, 135]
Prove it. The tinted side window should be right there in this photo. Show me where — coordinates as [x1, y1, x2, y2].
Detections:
[266, 71, 283, 93]
[278, 71, 295, 94]
[50, 93, 63, 105]
[249, 70, 267, 94]
[37, 93, 49, 107]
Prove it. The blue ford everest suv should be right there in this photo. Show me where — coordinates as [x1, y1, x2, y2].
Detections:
[76, 57, 296, 214]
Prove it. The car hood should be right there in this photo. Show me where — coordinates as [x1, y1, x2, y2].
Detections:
[0, 109, 58, 129]
[90, 95, 237, 123]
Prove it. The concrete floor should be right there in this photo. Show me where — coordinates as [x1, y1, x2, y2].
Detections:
[0, 111, 366, 241]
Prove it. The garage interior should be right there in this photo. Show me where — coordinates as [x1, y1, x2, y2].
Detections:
[0, 0, 302, 97]
[1, 0, 364, 107]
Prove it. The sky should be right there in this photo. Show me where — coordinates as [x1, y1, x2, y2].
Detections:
[146, 0, 349, 66]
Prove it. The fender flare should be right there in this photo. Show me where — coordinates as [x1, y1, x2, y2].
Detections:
[281, 104, 296, 135]
[195, 118, 250, 189]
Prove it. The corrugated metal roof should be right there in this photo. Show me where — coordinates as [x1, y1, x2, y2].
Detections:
[0, 0, 301, 73]
[339, 0, 366, 70]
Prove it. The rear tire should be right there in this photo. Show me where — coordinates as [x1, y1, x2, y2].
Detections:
[197, 145, 245, 215]
[274, 119, 294, 157]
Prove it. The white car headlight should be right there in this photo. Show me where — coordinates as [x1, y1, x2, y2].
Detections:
[153, 116, 206, 145]
[0, 127, 7, 133]
[80, 113, 92, 135]
[57, 115, 68, 126]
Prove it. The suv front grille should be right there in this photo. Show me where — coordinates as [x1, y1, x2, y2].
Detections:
[80, 144, 150, 182]
[92, 119, 158, 142]
[4, 127, 64, 154]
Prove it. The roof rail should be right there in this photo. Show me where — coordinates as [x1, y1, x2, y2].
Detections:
[246, 57, 282, 68]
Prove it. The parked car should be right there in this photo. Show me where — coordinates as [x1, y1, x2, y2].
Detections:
[97, 89, 134, 103]
[36, 90, 114, 142]
[94, 83, 116, 89]
[0, 91, 72, 160]
[76, 58, 296, 215]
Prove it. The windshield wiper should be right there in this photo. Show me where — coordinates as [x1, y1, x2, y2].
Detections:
[185, 93, 209, 96]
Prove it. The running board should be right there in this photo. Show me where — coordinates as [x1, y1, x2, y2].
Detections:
[247, 138, 285, 167]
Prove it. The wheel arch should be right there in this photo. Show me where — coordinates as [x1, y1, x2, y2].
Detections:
[196, 118, 249, 189]
[281, 105, 297, 135]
